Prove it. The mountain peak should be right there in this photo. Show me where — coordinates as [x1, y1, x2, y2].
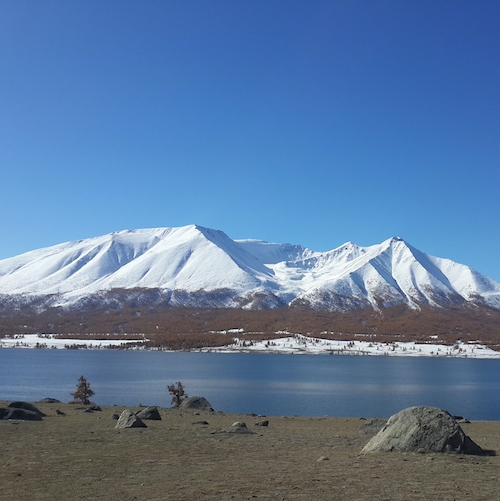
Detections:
[383, 236, 406, 246]
[0, 225, 498, 312]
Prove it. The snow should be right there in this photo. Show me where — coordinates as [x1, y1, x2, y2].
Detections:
[2, 333, 498, 359]
[202, 334, 500, 359]
[0, 334, 146, 350]
[0, 225, 499, 309]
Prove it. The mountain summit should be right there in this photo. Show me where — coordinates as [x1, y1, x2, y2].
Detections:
[0, 225, 499, 311]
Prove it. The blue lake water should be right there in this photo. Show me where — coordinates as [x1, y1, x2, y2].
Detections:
[1, 349, 499, 420]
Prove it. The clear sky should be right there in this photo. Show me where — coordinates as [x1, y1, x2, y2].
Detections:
[1, 1, 499, 281]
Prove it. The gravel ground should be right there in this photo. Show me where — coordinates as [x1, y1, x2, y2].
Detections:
[1, 401, 499, 501]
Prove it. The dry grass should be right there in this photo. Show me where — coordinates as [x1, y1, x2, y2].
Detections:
[1, 401, 500, 500]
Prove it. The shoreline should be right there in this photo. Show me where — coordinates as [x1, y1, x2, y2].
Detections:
[2, 333, 500, 358]
[2, 399, 500, 422]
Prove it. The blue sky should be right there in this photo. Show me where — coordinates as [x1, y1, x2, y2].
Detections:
[1, 1, 499, 281]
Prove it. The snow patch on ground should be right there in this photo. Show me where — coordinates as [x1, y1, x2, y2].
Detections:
[201, 334, 500, 358]
[2, 332, 499, 358]
[0, 334, 147, 350]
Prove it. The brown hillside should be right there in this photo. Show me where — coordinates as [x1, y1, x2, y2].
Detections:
[1, 301, 500, 351]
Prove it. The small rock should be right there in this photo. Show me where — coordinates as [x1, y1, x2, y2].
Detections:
[317, 456, 329, 462]
[39, 398, 61, 404]
[255, 420, 269, 427]
[211, 421, 255, 435]
[358, 418, 387, 435]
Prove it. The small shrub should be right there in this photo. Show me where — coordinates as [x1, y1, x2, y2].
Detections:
[167, 381, 188, 407]
[70, 375, 95, 405]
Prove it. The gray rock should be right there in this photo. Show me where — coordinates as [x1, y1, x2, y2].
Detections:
[255, 420, 269, 427]
[179, 396, 213, 411]
[2, 408, 43, 421]
[39, 398, 61, 404]
[361, 406, 484, 455]
[358, 418, 387, 435]
[212, 421, 255, 435]
[115, 409, 147, 429]
[8, 402, 46, 417]
[136, 406, 162, 420]
[110, 413, 120, 420]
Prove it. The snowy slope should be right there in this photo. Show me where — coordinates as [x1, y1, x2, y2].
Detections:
[0, 226, 499, 310]
[0, 226, 275, 300]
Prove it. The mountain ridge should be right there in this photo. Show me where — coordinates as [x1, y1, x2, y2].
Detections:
[0, 225, 499, 312]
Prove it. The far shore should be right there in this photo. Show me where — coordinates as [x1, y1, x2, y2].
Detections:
[2, 332, 500, 358]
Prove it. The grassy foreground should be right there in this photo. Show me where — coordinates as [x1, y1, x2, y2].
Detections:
[1, 400, 499, 501]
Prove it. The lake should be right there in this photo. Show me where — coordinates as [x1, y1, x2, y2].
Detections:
[1, 349, 499, 420]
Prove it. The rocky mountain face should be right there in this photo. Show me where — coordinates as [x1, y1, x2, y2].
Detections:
[0, 225, 499, 312]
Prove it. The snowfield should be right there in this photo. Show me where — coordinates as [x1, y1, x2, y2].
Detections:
[0, 225, 499, 311]
[1, 333, 499, 358]
[0, 334, 146, 350]
[205, 334, 500, 358]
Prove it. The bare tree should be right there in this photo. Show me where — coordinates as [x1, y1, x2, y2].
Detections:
[167, 381, 188, 407]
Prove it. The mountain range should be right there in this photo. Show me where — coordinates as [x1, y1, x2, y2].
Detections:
[1, 224, 499, 312]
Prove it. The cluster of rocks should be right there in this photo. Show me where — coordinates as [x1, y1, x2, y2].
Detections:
[113, 406, 163, 428]
[1, 397, 490, 457]
[114, 396, 213, 428]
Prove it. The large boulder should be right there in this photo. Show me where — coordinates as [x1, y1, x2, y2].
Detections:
[115, 409, 147, 429]
[8, 402, 46, 417]
[136, 406, 162, 420]
[1, 407, 43, 421]
[179, 396, 213, 411]
[361, 406, 484, 455]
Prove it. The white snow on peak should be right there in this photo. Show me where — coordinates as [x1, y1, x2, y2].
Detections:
[0, 225, 499, 310]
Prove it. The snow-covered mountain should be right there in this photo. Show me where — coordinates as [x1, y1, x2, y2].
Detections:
[0, 225, 499, 311]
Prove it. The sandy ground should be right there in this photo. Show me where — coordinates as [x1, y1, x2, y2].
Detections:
[1, 400, 499, 501]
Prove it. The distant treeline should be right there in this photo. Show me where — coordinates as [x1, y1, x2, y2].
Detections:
[1, 298, 500, 351]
